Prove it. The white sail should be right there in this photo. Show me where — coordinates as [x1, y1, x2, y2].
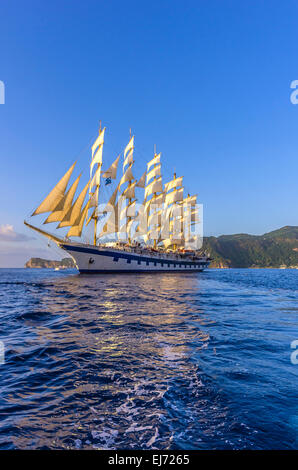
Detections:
[136, 171, 146, 188]
[161, 237, 184, 249]
[123, 149, 134, 171]
[122, 181, 136, 199]
[67, 202, 89, 238]
[58, 180, 90, 228]
[99, 200, 120, 237]
[148, 210, 162, 226]
[143, 191, 164, 214]
[127, 218, 135, 234]
[120, 200, 136, 220]
[147, 225, 161, 240]
[147, 192, 164, 208]
[123, 136, 134, 170]
[183, 194, 197, 205]
[86, 207, 96, 226]
[147, 153, 160, 171]
[102, 183, 120, 212]
[144, 176, 162, 199]
[32, 162, 76, 216]
[90, 128, 105, 177]
[164, 187, 184, 206]
[127, 200, 136, 217]
[90, 147, 103, 177]
[90, 164, 101, 191]
[119, 164, 134, 187]
[164, 176, 183, 193]
[43, 173, 81, 224]
[181, 208, 198, 223]
[88, 186, 99, 208]
[119, 216, 135, 235]
[134, 205, 148, 236]
[146, 164, 161, 184]
[124, 136, 134, 159]
[91, 128, 105, 158]
[102, 155, 120, 180]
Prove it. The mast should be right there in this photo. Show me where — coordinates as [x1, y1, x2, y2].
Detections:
[144, 151, 163, 247]
[172, 172, 177, 251]
[93, 122, 100, 245]
[153, 145, 158, 248]
[128, 128, 132, 244]
[27, 121, 197, 252]
[89, 121, 105, 245]
[162, 173, 184, 250]
[120, 129, 136, 244]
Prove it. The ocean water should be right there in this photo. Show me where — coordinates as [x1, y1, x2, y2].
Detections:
[0, 268, 297, 450]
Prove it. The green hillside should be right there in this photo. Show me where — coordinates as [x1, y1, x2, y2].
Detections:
[203, 226, 298, 268]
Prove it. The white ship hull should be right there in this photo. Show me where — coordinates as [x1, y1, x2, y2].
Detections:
[59, 242, 210, 273]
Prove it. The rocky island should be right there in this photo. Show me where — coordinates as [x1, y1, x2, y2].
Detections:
[25, 257, 75, 269]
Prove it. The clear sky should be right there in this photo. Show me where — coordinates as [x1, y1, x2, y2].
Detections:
[1, 0, 298, 267]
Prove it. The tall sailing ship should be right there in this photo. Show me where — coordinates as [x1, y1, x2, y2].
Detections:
[25, 123, 211, 273]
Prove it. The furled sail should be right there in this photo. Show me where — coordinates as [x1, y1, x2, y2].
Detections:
[43, 173, 82, 224]
[58, 180, 90, 228]
[102, 155, 120, 180]
[32, 162, 76, 216]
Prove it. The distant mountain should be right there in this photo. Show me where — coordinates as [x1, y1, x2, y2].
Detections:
[203, 226, 298, 268]
[25, 257, 75, 269]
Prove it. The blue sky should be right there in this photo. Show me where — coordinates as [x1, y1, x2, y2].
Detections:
[1, 0, 298, 266]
